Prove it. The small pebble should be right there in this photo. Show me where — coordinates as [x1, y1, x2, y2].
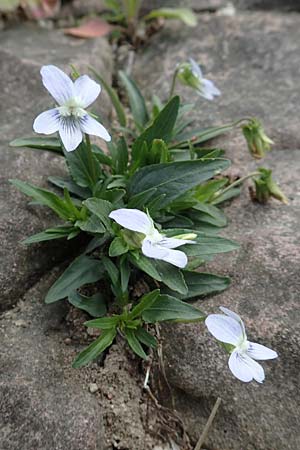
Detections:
[14, 319, 28, 328]
[64, 337, 72, 345]
[89, 383, 99, 394]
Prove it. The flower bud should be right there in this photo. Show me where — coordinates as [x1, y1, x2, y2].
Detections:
[176, 58, 220, 100]
[254, 168, 288, 205]
[242, 119, 274, 159]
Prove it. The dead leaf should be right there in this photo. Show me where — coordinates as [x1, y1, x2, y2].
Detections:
[64, 18, 113, 39]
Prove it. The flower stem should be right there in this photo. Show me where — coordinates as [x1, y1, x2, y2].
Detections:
[85, 134, 97, 187]
[212, 171, 260, 202]
[169, 68, 179, 99]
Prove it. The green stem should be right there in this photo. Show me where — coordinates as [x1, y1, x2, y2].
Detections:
[213, 171, 260, 201]
[85, 134, 97, 187]
[169, 68, 179, 99]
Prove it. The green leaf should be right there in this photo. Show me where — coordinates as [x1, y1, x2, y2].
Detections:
[102, 256, 119, 286]
[10, 179, 73, 221]
[135, 327, 157, 348]
[191, 202, 227, 227]
[99, 188, 125, 203]
[142, 294, 205, 323]
[183, 235, 239, 257]
[109, 237, 129, 257]
[114, 136, 129, 174]
[128, 158, 230, 209]
[144, 7, 197, 26]
[120, 255, 130, 293]
[180, 271, 230, 299]
[10, 137, 62, 153]
[92, 144, 113, 167]
[75, 214, 106, 234]
[45, 255, 104, 303]
[63, 143, 101, 189]
[83, 198, 113, 231]
[48, 176, 91, 199]
[68, 291, 107, 317]
[85, 316, 120, 329]
[119, 70, 149, 129]
[22, 226, 77, 245]
[211, 187, 241, 205]
[194, 178, 228, 203]
[155, 260, 187, 295]
[125, 328, 148, 359]
[89, 67, 127, 127]
[131, 96, 180, 166]
[72, 328, 116, 368]
[129, 253, 162, 281]
[129, 289, 160, 320]
[174, 123, 235, 148]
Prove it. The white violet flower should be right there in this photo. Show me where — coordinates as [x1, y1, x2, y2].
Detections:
[109, 208, 196, 268]
[178, 58, 221, 101]
[33, 65, 111, 152]
[205, 307, 278, 383]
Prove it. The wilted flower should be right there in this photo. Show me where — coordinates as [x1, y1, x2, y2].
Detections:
[242, 118, 274, 159]
[177, 58, 221, 100]
[109, 208, 195, 268]
[205, 307, 278, 383]
[254, 167, 288, 204]
[33, 65, 111, 152]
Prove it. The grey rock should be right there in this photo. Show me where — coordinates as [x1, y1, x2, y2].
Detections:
[0, 26, 113, 310]
[0, 271, 104, 450]
[132, 12, 300, 450]
[142, 0, 300, 12]
[133, 12, 300, 150]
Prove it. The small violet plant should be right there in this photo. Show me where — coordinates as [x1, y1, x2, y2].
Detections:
[10, 61, 284, 383]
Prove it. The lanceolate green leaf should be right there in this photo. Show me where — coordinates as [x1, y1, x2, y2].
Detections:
[125, 328, 148, 360]
[183, 235, 239, 257]
[83, 198, 113, 231]
[89, 67, 127, 127]
[72, 328, 117, 368]
[131, 96, 180, 165]
[154, 260, 187, 295]
[143, 8, 197, 27]
[22, 226, 77, 245]
[119, 70, 149, 129]
[10, 179, 73, 221]
[135, 327, 157, 348]
[45, 255, 104, 303]
[63, 143, 101, 189]
[173, 123, 236, 148]
[128, 158, 230, 209]
[68, 291, 107, 317]
[180, 271, 230, 299]
[142, 294, 205, 323]
[129, 290, 160, 320]
[10, 136, 62, 153]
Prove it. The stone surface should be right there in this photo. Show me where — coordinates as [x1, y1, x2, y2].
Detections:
[142, 0, 300, 12]
[133, 11, 300, 450]
[0, 25, 113, 310]
[0, 271, 104, 450]
[133, 12, 300, 151]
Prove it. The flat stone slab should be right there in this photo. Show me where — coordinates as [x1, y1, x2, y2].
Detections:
[0, 271, 104, 450]
[0, 26, 113, 310]
[133, 11, 300, 450]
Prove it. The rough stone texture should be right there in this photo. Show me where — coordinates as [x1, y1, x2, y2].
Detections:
[0, 270, 104, 450]
[133, 12, 300, 450]
[0, 26, 113, 310]
[143, 0, 300, 12]
[134, 12, 300, 151]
